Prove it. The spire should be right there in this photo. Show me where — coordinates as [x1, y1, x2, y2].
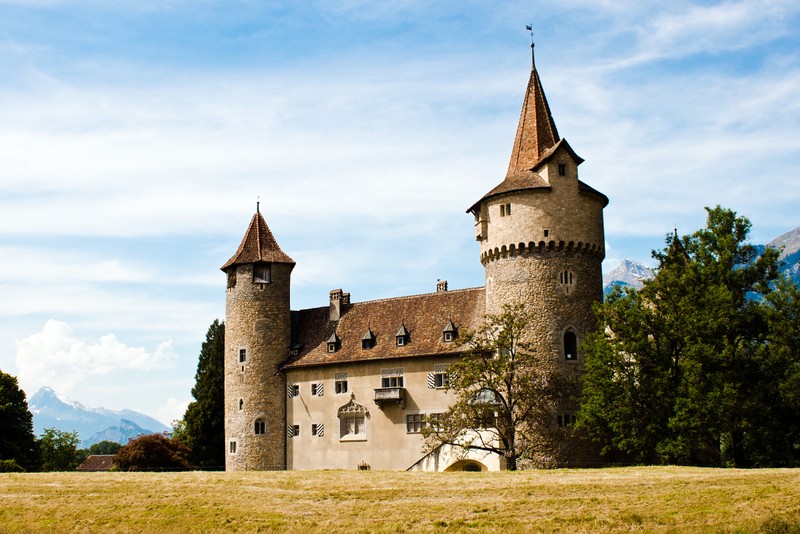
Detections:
[220, 207, 295, 271]
[505, 39, 560, 178]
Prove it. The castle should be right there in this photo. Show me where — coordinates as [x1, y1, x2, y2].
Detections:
[221, 48, 608, 471]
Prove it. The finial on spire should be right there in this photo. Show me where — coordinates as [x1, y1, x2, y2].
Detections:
[526, 23, 535, 66]
[257, 196, 260, 214]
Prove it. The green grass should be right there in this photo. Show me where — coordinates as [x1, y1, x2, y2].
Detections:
[1, 467, 799, 532]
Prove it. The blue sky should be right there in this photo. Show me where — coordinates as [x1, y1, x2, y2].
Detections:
[2, 0, 799, 425]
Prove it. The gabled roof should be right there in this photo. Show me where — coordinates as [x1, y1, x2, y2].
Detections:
[283, 287, 486, 369]
[221, 206, 295, 271]
[76, 455, 116, 472]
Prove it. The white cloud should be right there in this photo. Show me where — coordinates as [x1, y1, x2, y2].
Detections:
[15, 320, 177, 396]
[157, 397, 191, 428]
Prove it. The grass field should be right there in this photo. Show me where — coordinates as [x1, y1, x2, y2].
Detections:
[1, 467, 799, 533]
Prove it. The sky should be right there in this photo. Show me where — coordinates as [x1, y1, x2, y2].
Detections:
[2, 0, 799, 427]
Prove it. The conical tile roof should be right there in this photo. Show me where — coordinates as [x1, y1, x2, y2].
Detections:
[220, 207, 295, 271]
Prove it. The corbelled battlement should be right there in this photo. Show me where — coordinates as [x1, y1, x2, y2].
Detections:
[481, 239, 604, 265]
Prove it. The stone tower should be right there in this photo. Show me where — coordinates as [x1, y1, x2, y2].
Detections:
[221, 205, 294, 470]
[468, 50, 608, 365]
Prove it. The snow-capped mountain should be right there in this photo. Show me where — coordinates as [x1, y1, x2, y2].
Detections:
[767, 227, 800, 283]
[603, 259, 654, 294]
[28, 386, 169, 447]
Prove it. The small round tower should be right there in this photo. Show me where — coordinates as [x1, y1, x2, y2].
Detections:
[221, 204, 294, 471]
[468, 50, 608, 365]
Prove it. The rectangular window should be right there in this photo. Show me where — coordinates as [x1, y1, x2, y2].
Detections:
[288, 424, 300, 437]
[381, 368, 404, 388]
[427, 413, 443, 432]
[558, 163, 567, 176]
[340, 416, 365, 439]
[406, 414, 423, 433]
[287, 384, 299, 398]
[335, 373, 348, 394]
[238, 348, 247, 364]
[500, 203, 511, 217]
[311, 383, 324, 396]
[253, 263, 271, 284]
[431, 364, 450, 389]
[229, 441, 237, 454]
[311, 423, 324, 437]
[558, 414, 577, 428]
[227, 269, 237, 288]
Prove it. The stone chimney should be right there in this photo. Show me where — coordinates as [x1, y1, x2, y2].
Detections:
[330, 289, 343, 322]
[436, 280, 448, 292]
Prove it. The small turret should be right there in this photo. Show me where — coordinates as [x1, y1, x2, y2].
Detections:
[222, 204, 294, 471]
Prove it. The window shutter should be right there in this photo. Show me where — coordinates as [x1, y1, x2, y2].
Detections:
[427, 373, 435, 389]
[287, 385, 295, 398]
[287, 425, 294, 437]
[316, 383, 324, 396]
[316, 423, 324, 437]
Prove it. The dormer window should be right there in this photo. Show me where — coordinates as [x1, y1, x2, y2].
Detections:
[558, 163, 567, 176]
[361, 328, 376, 350]
[327, 332, 340, 353]
[253, 263, 271, 284]
[442, 320, 457, 343]
[395, 324, 409, 347]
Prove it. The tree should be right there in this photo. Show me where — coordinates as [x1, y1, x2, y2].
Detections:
[580, 206, 798, 466]
[0, 370, 38, 471]
[175, 319, 225, 468]
[38, 428, 87, 471]
[422, 303, 579, 470]
[113, 433, 191, 471]
[88, 440, 123, 455]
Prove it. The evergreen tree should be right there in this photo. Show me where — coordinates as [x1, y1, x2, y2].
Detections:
[580, 206, 798, 466]
[0, 370, 38, 471]
[177, 319, 225, 468]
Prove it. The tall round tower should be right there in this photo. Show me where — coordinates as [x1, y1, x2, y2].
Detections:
[221, 204, 294, 471]
[468, 49, 608, 366]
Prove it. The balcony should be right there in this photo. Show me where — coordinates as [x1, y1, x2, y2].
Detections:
[373, 387, 406, 408]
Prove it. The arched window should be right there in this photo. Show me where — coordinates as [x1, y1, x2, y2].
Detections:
[254, 418, 266, 435]
[564, 329, 578, 360]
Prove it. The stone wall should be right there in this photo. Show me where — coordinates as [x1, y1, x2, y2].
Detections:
[224, 262, 292, 471]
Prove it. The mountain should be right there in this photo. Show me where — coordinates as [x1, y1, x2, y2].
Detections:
[84, 419, 152, 448]
[602, 227, 800, 296]
[603, 259, 653, 295]
[767, 227, 800, 283]
[28, 387, 169, 447]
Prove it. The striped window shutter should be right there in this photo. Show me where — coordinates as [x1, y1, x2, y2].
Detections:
[316, 423, 324, 437]
[287, 425, 294, 437]
[316, 383, 324, 396]
[287, 385, 295, 398]
[427, 373, 435, 389]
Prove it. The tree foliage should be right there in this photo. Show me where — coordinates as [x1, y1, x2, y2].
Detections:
[175, 319, 225, 468]
[422, 303, 579, 470]
[113, 433, 191, 471]
[38, 428, 87, 471]
[88, 440, 123, 455]
[580, 206, 799, 466]
[0, 370, 38, 471]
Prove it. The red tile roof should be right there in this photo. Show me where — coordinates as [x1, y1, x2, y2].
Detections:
[221, 207, 294, 271]
[283, 287, 486, 369]
[76, 455, 116, 471]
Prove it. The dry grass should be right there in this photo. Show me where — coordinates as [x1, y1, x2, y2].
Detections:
[1, 467, 799, 533]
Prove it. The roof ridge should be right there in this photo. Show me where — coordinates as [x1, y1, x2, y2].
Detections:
[293, 286, 485, 314]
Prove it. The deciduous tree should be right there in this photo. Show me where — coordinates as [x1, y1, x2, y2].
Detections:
[38, 428, 86, 471]
[422, 303, 579, 470]
[113, 433, 191, 471]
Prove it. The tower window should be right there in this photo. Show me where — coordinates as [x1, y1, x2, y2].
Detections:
[558, 163, 567, 176]
[238, 398, 243, 411]
[500, 203, 512, 217]
[544, 229, 549, 237]
[228, 440, 237, 454]
[253, 263, 271, 284]
[254, 418, 266, 435]
[564, 329, 578, 361]
[227, 269, 237, 288]
[558, 414, 577, 428]
[559, 270, 576, 295]
[238, 348, 247, 364]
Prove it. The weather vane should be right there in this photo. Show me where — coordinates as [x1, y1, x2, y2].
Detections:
[526, 23, 535, 64]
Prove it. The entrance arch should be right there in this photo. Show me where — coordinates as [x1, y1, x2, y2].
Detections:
[444, 459, 487, 472]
